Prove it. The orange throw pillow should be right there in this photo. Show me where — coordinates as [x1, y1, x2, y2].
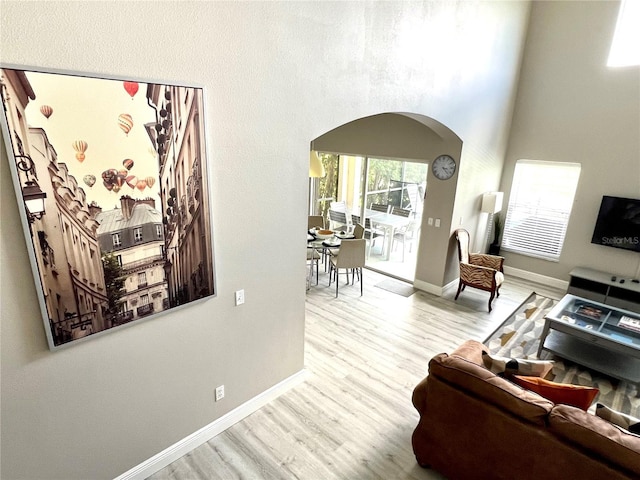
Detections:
[512, 375, 599, 411]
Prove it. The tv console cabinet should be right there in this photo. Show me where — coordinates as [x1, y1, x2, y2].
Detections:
[567, 267, 640, 313]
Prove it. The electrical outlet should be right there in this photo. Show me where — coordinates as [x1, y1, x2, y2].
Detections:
[428, 217, 434, 226]
[235, 289, 245, 306]
[215, 385, 225, 402]
[435, 218, 441, 228]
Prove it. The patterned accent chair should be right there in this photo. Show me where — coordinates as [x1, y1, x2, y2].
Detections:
[454, 228, 505, 312]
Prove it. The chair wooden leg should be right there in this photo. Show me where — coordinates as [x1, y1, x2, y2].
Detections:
[360, 268, 363, 296]
[455, 280, 464, 300]
[336, 268, 339, 297]
[488, 291, 496, 312]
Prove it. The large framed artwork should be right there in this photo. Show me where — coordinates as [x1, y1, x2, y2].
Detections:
[0, 66, 216, 350]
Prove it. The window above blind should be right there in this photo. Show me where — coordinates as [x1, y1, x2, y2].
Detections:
[502, 160, 581, 261]
[608, 0, 640, 67]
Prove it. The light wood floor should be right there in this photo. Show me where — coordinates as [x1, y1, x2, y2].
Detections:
[149, 269, 564, 479]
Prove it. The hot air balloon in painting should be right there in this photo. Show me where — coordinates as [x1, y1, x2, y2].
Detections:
[115, 174, 126, 188]
[123, 158, 134, 170]
[135, 179, 147, 192]
[40, 105, 53, 119]
[83, 174, 96, 187]
[101, 168, 117, 182]
[145, 176, 156, 188]
[123, 81, 139, 99]
[118, 114, 134, 135]
[72, 140, 88, 162]
[126, 175, 138, 189]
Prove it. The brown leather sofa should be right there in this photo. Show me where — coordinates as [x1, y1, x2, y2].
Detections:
[412, 340, 640, 479]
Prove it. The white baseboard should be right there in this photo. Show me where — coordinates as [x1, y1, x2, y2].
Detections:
[115, 369, 307, 480]
[414, 270, 566, 297]
[412, 278, 458, 296]
[503, 266, 568, 291]
[412, 279, 443, 296]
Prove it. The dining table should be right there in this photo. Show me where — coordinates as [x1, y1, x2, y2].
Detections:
[364, 209, 412, 261]
[306, 229, 355, 288]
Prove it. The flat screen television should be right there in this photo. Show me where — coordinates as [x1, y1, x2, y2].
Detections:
[591, 196, 640, 252]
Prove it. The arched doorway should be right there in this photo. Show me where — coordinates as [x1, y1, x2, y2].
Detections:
[310, 112, 462, 283]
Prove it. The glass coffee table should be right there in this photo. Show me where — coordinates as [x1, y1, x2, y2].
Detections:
[538, 294, 640, 396]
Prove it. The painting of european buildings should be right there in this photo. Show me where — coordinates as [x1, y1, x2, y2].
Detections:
[1, 67, 216, 349]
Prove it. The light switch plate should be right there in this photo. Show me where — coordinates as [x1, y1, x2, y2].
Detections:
[235, 289, 245, 306]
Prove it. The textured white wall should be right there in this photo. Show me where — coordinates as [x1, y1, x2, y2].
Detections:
[1, 1, 529, 478]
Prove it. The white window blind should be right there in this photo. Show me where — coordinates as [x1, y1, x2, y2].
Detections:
[502, 160, 581, 261]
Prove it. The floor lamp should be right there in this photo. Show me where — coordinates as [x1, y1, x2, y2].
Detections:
[309, 151, 325, 215]
[481, 192, 504, 253]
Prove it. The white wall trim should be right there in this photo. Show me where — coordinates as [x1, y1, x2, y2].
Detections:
[503, 266, 568, 291]
[413, 279, 443, 296]
[415, 269, 567, 297]
[413, 278, 458, 296]
[115, 369, 307, 480]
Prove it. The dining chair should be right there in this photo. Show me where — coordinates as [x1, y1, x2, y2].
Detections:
[308, 215, 324, 230]
[353, 223, 365, 239]
[351, 216, 384, 258]
[391, 206, 411, 217]
[306, 247, 321, 285]
[329, 239, 366, 297]
[328, 209, 349, 231]
[326, 224, 364, 268]
[330, 200, 347, 212]
[392, 219, 419, 262]
[370, 203, 390, 213]
[454, 228, 505, 312]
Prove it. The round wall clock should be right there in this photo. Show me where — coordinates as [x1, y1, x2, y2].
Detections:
[431, 154, 456, 180]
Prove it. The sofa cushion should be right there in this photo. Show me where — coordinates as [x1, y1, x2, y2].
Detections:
[512, 375, 599, 411]
[429, 352, 554, 426]
[482, 350, 554, 378]
[596, 403, 640, 435]
[549, 404, 640, 475]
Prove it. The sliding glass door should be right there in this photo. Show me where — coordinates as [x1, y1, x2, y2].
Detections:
[312, 153, 427, 282]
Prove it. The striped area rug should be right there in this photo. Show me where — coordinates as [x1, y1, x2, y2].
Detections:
[484, 292, 640, 418]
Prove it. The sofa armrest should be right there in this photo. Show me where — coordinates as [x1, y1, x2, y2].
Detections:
[412, 376, 429, 413]
[449, 339, 486, 365]
[412, 340, 484, 415]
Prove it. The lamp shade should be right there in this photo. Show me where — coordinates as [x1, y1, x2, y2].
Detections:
[309, 151, 325, 178]
[481, 192, 504, 214]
